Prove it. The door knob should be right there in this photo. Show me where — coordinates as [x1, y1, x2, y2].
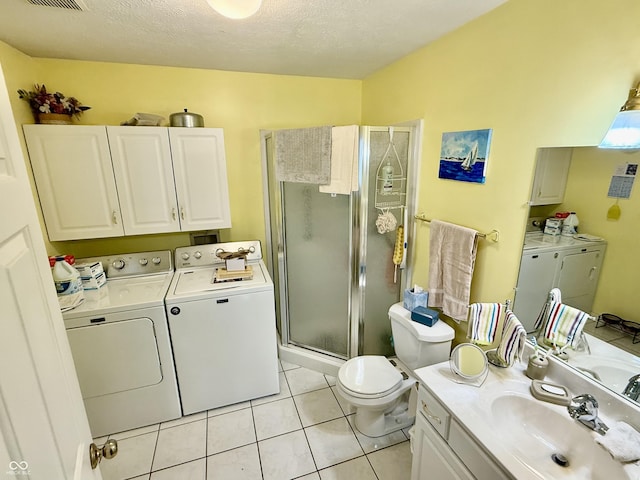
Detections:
[89, 438, 118, 469]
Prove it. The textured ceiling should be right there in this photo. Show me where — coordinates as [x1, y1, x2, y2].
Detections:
[0, 0, 507, 79]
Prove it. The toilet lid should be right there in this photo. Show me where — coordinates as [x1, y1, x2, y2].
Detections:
[338, 356, 402, 398]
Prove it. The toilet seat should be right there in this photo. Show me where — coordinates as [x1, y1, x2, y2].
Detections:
[338, 356, 402, 399]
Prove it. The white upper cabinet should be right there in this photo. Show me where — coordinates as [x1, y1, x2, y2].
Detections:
[107, 126, 180, 235]
[169, 128, 232, 230]
[23, 125, 124, 241]
[529, 147, 572, 205]
[24, 125, 232, 241]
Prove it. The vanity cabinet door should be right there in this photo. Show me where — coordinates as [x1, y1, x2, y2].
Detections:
[169, 128, 232, 231]
[23, 125, 124, 241]
[412, 415, 474, 480]
[530, 147, 572, 205]
[107, 126, 181, 235]
[513, 250, 560, 331]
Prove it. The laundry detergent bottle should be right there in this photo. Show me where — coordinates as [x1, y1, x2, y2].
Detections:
[52, 256, 83, 295]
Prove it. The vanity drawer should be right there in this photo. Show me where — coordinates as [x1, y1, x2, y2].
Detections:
[417, 385, 451, 439]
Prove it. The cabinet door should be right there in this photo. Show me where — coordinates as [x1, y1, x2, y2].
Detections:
[530, 148, 572, 205]
[411, 416, 474, 480]
[107, 127, 180, 235]
[23, 125, 124, 240]
[513, 250, 559, 331]
[557, 247, 605, 313]
[169, 128, 232, 231]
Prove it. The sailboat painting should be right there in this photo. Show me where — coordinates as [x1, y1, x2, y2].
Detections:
[438, 129, 492, 183]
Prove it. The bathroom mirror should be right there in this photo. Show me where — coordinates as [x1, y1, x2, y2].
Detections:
[450, 343, 488, 386]
[517, 146, 640, 403]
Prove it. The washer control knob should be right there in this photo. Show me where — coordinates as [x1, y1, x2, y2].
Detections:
[112, 259, 125, 270]
[139, 258, 148, 266]
[152, 257, 162, 264]
[170, 307, 180, 315]
[180, 252, 190, 261]
[194, 251, 202, 259]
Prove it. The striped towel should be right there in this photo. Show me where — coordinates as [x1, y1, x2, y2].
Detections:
[534, 288, 562, 330]
[467, 303, 503, 346]
[542, 301, 590, 348]
[496, 310, 526, 366]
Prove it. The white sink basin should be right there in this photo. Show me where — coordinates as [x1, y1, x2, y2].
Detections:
[490, 393, 627, 479]
[568, 354, 639, 394]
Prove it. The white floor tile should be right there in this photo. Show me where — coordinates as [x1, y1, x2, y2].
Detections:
[150, 458, 205, 480]
[160, 412, 206, 430]
[367, 441, 412, 480]
[259, 430, 316, 480]
[293, 388, 344, 427]
[152, 419, 206, 471]
[286, 367, 329, 395]
[280, 359, 302, 371]
[331, 386, 355, 415]
[110, 423, 159, 440]
[206, 443, 262, 480]
[346, 415, 408, 454]
[324, 374, 336, 386]
[207, 407, 256, 455]
[319, 456, 377, 480]
[297, 473, 321, 480]
[99, 431, 157, 480]
[305, 417, 364, 470]
[128, 476, 150, 480]
[253, 397, 302, 440]
[208, 400, 251, 417]
[251, 372, 291, 406]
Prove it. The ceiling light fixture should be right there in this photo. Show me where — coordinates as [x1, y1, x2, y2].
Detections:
[599, 82, 640, 149]
[206, 0, 262, 19]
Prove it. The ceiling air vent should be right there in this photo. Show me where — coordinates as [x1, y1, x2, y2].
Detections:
[25, 0, 87, 10]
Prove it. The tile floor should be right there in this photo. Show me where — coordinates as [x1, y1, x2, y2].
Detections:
[583, 317, 640, 356]
[97, 359, 412, 480]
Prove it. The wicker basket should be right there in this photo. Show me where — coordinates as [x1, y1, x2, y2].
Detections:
[38, 113, 72, 125]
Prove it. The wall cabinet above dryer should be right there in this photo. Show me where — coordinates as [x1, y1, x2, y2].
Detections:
[529, 147, 572, 206]
[24, 125, 232, 241]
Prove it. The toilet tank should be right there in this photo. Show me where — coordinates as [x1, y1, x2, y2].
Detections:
[389, 303, 454, 370]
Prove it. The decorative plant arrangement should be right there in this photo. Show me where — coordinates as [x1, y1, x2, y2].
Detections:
[17, 84, 90, 124]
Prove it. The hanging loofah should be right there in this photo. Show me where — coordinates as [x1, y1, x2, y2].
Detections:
[375, 210, 397, 234]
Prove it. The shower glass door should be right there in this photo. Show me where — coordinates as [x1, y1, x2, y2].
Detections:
[282, 184, 351, 357]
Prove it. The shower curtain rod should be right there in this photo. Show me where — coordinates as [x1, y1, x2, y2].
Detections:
[414, 214, 500, 243]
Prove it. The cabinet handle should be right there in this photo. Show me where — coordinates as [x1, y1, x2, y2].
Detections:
[112, 210, 118, 224]
[421, 400, 441, 424]
[172, 208, 177, 221]
[180, 207, 185, 220]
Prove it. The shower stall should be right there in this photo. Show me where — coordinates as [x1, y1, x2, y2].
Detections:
[262, 124, 421, 373]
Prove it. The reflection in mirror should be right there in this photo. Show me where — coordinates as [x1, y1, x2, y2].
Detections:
[515, 146, 640, 404]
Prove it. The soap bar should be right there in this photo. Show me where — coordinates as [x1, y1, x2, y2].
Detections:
[530, 380, 571, 406]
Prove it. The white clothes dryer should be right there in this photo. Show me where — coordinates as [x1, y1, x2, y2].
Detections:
[165, 241, 279, 415]
[63, 250, 181, 437]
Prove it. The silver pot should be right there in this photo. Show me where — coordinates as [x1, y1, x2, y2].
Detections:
[170, 109, 204, 127]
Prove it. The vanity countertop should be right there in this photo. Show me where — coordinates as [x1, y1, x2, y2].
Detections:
[413, 353, 640, 480]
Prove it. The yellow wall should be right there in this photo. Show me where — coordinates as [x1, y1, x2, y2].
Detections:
[558, 148, 640, 321]
[3, 0, 640, 340]
[0, 43, 361, 257]
[361, 0, 640, 341]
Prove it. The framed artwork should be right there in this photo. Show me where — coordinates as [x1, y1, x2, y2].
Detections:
[438, 129, 492, 184]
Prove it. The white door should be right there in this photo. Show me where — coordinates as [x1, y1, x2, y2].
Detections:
[23, 125, 124, 241]
[513, 250, 559, 332]
[0, 64, 103, 479]
[169, 127, 232, 231]
[557, 248, 604, 312]
[107, 126, 180, 235]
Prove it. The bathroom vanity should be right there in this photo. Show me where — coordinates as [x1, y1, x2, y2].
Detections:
[411, 346, 640, 480]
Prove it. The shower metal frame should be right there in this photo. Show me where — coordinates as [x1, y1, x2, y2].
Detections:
[261, 122, 422, 360]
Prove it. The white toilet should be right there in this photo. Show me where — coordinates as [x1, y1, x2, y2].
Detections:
[336, 303, 454, 437]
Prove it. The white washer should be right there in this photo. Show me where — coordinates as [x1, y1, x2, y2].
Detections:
[63, 250, 181, 437]
[165, 241, 279, 415]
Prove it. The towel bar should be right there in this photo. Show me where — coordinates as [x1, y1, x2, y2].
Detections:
[414, 214, 499, 243]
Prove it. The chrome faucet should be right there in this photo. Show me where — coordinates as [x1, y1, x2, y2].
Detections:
[567, 394, 609, 435]
[623, 374, 640, 401]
